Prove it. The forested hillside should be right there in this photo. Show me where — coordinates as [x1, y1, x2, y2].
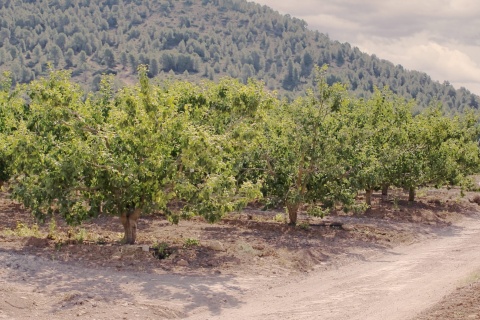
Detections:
[0, 0, 478, 112]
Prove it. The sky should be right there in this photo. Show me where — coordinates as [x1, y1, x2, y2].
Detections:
[252, 0, 480, 96]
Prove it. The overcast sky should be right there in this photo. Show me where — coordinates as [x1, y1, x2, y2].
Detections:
[252, 0, 480, 96]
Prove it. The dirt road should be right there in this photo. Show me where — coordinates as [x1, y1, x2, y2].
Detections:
[189, 215, 480, 320]
[1, 214, 480, 319]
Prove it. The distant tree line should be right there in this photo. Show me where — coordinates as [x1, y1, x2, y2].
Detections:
[0, 0, 478, 113]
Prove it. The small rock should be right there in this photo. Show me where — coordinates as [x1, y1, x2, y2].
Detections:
[207, 241, 225, 252]
[177, 259, 189, 267]
[252, 244, 265, 250]
[141, 245, 149, 252]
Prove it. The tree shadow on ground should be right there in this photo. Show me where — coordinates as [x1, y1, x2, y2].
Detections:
[0, 247, 244, 317]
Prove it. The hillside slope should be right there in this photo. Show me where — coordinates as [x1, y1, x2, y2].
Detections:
[0, 0, 478, 112]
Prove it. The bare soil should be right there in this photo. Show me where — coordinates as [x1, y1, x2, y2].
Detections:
[1, 188, 480, 319]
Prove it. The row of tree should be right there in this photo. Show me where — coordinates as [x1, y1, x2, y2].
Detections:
[1, 66, 479, 243]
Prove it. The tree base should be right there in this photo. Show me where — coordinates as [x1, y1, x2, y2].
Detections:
[286, 203, 299, 226]
[365, 189, 373, 206]
[121, 208, 141, 244]
[408, 187, 415, 202]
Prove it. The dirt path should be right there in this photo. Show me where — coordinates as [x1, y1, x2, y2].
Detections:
[1, 213, 480, 319]
[189, 215, 480, 320]
[0, 249, 262, 319]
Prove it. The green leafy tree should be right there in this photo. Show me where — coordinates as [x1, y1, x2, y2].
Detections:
[392, 107, 480, 200]
[6, 68, 262, 244]
[0, 72, 24, 184]
[259, 66, 355, 225]
[345, 88, 414, 206]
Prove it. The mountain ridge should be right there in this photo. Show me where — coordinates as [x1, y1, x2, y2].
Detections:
[0, 0, 478, 112]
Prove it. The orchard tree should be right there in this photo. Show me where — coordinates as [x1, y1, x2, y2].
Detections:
[422, 108, 479, 187]
[392, 107, 479, 201]
[7, 69, 100, 224]
[344, 88, 414, 206]
[259, 66, 356, 225]
[160, 76, 277, 187]
[0, 72, 25, 185]
[94, 69, 262, 242]
[6, 67, 262, 244]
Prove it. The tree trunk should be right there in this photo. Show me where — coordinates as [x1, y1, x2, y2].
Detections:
[286, 203, 299, 226]
[381, 184, 389, 201]
[121, 208, 141, 244]
[381, 184, 389, 196]
[365, 189, 373, 206]
[408, 187, 415, 202]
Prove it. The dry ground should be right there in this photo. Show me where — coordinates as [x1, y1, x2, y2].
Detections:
[1, 187, 480, 319]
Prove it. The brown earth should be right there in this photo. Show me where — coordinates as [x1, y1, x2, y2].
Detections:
[415, 280, 480, 320]
[1, 187, 480, 319]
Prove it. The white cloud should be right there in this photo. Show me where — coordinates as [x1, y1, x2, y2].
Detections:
[252, 0, 480, 95]
[356, 33, 480, 84]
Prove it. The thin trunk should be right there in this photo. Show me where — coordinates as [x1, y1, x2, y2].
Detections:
[408, 187, 415, 202]
[365, 189, 373, 206]
[381, 184, 389, 196]
[121, 208, 141, 244]
[381, 184, 389, 201]
[286, 203, 299, 226]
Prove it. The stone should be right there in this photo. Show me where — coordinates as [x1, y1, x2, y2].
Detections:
[177, 259, 189, 267]
[207, 240, 225, 252]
